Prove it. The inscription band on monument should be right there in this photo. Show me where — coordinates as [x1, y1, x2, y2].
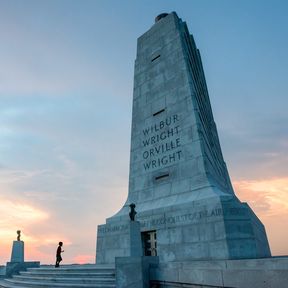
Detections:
[98, 207, 247, 235]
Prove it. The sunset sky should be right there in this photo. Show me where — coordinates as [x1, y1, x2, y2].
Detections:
[0, 0, 287, 265]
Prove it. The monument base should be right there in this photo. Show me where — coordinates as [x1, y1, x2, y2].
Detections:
[96, 194, 270, 264]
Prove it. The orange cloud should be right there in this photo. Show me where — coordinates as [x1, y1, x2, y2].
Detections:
[24, 236, 73, 265]
[0, 198, 49, 238]
[0, 197, 50, 264]
[73, 254, 95, 264]
[233, 177, 288, 256]
[234, 177, 288, 216]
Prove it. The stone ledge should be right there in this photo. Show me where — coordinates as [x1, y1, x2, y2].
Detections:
[5, 261, 40, 278]
[150, 257, 288, 288]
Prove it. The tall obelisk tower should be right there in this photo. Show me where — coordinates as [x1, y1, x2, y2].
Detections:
[96, 12, 271, 264]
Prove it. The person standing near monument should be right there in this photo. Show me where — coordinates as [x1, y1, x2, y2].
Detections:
[55, 241, 64, 268]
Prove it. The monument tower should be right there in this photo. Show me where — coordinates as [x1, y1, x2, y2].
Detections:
[96, 12, 271, 264]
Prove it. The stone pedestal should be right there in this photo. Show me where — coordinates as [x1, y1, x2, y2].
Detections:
[116, 256, 159, 288]
[10, 241, 24, 263]
[129, 221, 142, 257]
[6, 240, 40, 278]
[96, 220, 142, 264]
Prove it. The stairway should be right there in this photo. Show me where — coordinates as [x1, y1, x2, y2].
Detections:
[0, 264, 115, 288]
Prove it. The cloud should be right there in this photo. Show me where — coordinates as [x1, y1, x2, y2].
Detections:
[72, 254, 95, 265]
[233, 177, 288, 256]
[0, 197, 49, 233]
[0, 199, 49, 224]
[218, 115, 288, 180]
[0, 194, 51, 264]
[0, 157, 128, 265]
[0, 3, 133, 98]
[0, 7, 131, 263]
[234, 177, 288, 216]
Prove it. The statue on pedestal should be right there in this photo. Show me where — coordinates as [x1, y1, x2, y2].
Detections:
[129, 203, 137, 221]
[17, 230, 21, 241]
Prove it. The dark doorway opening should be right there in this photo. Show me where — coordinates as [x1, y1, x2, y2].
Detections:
[142, 230, 157, 256]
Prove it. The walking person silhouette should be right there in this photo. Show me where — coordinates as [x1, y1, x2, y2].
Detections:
[55, 241, 64, 268]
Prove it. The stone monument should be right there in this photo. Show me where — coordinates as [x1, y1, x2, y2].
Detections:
[6, 230, 39, 278]
[10, 230, 24, 263]
[96, 12, 271, 264]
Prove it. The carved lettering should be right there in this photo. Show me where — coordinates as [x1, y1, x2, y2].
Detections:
[98, 208, 245, 235]
[140, 208, 224, 229]
[142, 114, 182, 170]
[98, 224, 128, 235]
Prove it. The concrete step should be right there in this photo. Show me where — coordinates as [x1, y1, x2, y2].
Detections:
[19, 271, 114, 278]
[13, 275, 115, 284]
[28, 265, 115, 273]
[0, 279, 115, 288]
[0, 265, 116, 288]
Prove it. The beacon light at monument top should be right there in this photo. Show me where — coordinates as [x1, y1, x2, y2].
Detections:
[96, 12, 271, 264]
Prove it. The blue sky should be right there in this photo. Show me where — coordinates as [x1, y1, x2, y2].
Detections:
[0, 0, 287, 264]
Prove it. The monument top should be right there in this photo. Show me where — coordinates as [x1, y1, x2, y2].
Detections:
[155, 13, 169, 23]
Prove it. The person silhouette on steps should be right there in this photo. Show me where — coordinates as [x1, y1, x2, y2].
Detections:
[55, 241, 64, 268]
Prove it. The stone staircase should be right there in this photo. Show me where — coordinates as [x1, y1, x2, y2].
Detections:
[0, 264, 115, 288]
